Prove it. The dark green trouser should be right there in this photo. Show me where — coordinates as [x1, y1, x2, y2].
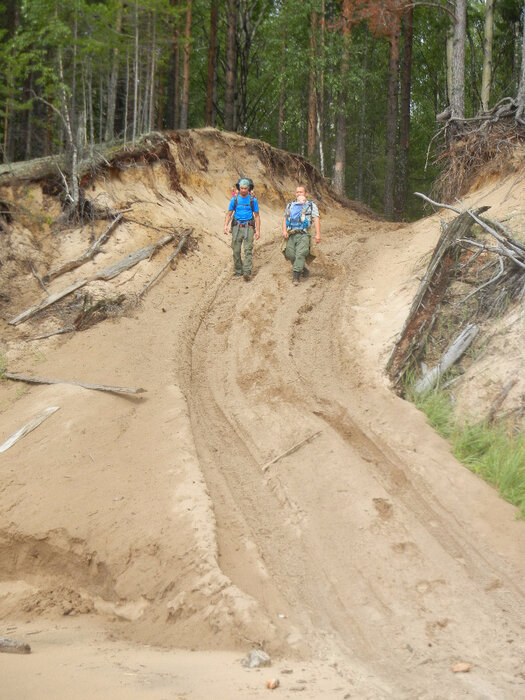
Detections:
[231, 222, 255, 275]
[284, 230, 310, 273]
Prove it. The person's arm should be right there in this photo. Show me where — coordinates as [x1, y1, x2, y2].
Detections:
[313, 216, 321, 244]
[253, 211, 261, 240]
[224, 208, 233, 235]
[282, 215, 289, 239]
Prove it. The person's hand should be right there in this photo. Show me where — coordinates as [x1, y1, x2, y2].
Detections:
[315, 234, 321, 244]
[223, 225, 229, 235]
[283, 231, 289, 240]
[255, 231, 260, 240]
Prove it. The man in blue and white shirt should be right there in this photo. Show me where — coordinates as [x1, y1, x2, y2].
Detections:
[223, 179, 261, 281]
[282, 185, 321, 286]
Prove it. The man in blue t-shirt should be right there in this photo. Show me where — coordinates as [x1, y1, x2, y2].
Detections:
[223, 179, 261, 281]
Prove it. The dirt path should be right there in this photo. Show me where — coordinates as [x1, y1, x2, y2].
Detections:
[1, 131, 525, 698]
[174, 216, 525, 697]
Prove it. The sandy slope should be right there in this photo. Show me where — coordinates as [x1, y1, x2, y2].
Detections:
[1, 130, 524, 698]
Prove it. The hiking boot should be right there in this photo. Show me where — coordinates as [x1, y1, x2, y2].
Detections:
[234, 272, 243, 277]
[302, 267, 309, 278]
[293, 271, 300, 286]
[243, 273, 251, 282]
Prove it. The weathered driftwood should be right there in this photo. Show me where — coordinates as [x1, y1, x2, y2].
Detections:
[29, 325, 76, 341]
[4, 372, 145, 395]
[0, 406, 60, 454]
[261, 431, 322, 472]
[0, 637, 31, 654]
[9, 232, 175, 325]
[94, 232, 174, 281]
[414, 323, 479, 394]
[139, 229, 191, 298]
[386, 206, 488, 385]
[9, 279, 89, 326]
[44, 213, 123, 282]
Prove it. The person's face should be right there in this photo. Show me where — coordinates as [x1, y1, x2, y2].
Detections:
[296, 187, 306, 201]
[239, 185, 250, 196]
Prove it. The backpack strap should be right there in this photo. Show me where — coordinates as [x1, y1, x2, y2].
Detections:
[233, 193, 255, 212]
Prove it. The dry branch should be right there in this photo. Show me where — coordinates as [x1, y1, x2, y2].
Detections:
[139, 229, 191, 298]
[31, 264, 48, 294]
[44, 213, 123, 282]
[29, 325, 76, 340]
[4, 372, 145, 395]
[0, 406, 60, 454]
[261, 431, 322, 472]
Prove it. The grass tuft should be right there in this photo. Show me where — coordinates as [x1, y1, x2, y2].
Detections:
[407, 383, 525, 519]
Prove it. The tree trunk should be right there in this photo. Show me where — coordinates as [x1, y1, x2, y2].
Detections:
[394, 6, 413, 221]
[480, 0, 494, 112]
[357, 28, 369, 201]
[148, 12, 157, 132]
[516, 0, 525, 120]
[332, 37, 349, 196]
[132, 0, 139, 144]
[277, 26, 285, 150]
[451, 0, 466, 119]
[179, 0, 193, 129]
[224, 0, 238, 131]
[105, 0, 123, 141]
[316, 0, 326, 175]
[205, 0, 219, 126]
[383, 24, 400, 219]
[308, 10, 318, 161]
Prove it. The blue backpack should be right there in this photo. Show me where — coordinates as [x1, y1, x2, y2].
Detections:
[285, 201, 314, 231]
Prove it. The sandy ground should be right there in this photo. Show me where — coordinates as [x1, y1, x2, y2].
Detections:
[1, 130, 524, 699]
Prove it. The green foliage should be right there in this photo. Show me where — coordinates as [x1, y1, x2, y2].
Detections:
[409, 382, 525, 519]
[0, 0, 523, 218]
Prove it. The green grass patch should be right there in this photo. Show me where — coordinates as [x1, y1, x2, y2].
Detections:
[407, 383, 525, 519]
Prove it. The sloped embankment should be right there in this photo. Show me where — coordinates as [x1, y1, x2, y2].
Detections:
[1, 129, 525, 697]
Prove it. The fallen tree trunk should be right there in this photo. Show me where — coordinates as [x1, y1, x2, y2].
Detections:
[44, 213, 123, 282]
[413, 323, 479, 394]
[386, 206, 488, 385]
[4, 372, 145, 395]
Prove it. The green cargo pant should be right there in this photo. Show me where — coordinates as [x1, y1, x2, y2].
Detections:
[284, 230, 310, 273]
[232, 222, 255, 275]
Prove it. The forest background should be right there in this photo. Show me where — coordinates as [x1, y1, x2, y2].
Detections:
[1, 0, 524, 221]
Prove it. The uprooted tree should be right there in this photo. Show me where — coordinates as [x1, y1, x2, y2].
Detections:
[387, 194, 525, 404]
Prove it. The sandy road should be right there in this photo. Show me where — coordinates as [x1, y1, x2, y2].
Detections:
[185, 221, 525, 698]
